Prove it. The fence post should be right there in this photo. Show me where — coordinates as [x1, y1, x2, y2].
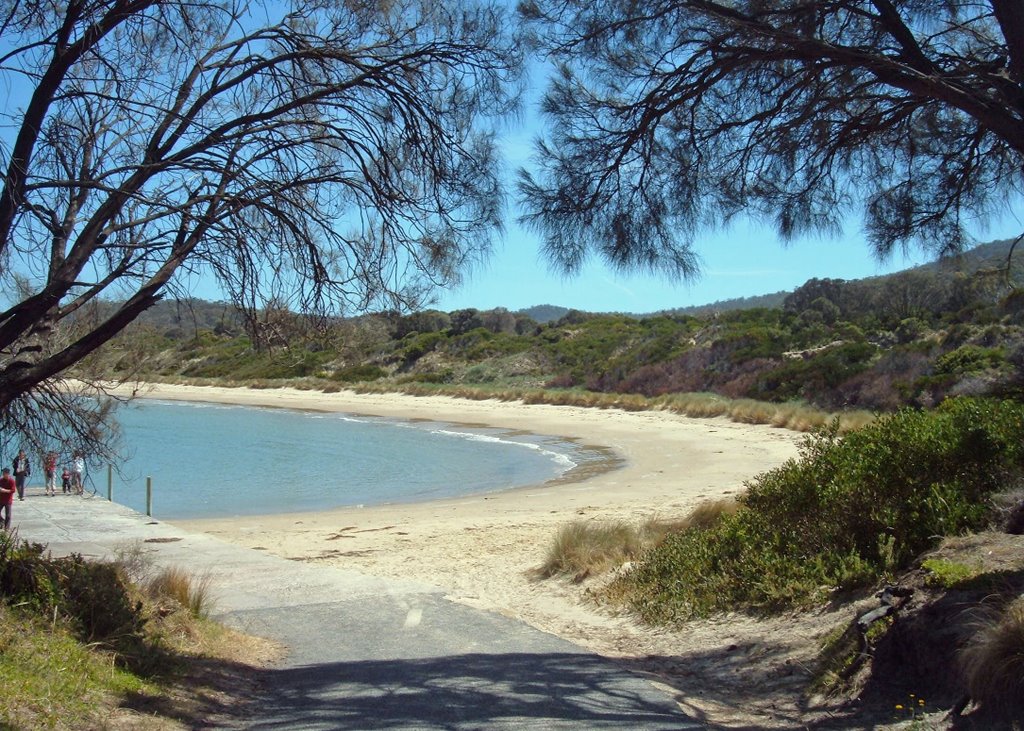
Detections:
[107, 464, 113, 502]
[146, 476, 152, 517]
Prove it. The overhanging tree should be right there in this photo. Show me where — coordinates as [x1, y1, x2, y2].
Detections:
[518, 0, 1024, 278]
[0, 0, 521, 457]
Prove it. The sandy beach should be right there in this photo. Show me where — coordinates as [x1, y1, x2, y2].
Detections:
[122, 383, 829, 725]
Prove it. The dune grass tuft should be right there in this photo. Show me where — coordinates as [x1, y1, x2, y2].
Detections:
[147, 566, 215, 619]
[960, 597, 1024, 717]
[673, 498, 740, 533]
[536, 521, 643, 580]
[538, 499, 742, 582]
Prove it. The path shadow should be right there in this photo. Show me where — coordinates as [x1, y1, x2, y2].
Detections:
[216, 651, 697, 730]
[616, 640, 812, 731]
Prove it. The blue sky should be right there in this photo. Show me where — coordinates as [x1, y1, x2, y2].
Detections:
[430, 106, 1024, 315]
[431, 213, 1022, 315]
[429, 56, 1024, 316]
[5, 15, 1020, 318]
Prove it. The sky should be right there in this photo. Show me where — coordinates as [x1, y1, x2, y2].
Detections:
[5, 12, 1022, 318]
[431, 209, 1024, 316]
[427, 101, 1024, 315]
[427, 55, 1024, 316]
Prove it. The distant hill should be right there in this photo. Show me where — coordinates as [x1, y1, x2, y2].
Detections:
[122, 238, 1020, 333]
[653, 238, 1022, 317]
[516, 304, 569, 323]
[909, 237, 1021, 277]
[658, 290, 790, 317]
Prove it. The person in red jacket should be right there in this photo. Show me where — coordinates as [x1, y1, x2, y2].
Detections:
[0, 467, 16, 530]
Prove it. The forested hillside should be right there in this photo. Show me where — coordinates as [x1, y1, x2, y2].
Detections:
[96, 239, 1024, 413]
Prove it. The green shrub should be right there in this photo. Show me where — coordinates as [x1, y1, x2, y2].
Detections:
[397, 331, 445, 365]
[610, 397, 1024, 622]
[0, 534, 146, 649]
[933, 344, 1005, 376]
[754, 341, 877, 401]
[896, 317, 926, 344]
[401, 369, 454, 384]
[442, 328, 533, 361]
[332, 364, 387, 382]
[58, 556, 147, 644]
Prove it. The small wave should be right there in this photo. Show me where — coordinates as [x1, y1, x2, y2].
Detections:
[431, 428, 577, 474]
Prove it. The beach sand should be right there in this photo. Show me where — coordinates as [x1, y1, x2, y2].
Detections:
[123, 383, 843, 726]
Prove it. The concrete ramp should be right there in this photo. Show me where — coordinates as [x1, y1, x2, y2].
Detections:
[13, 493, 695, 729]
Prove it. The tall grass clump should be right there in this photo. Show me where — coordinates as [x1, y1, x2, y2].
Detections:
[611, 397, 1024, 623]
[959, 597, 1024, 718]
[537, 521, 643, 580]
[147, 566, 215, 619]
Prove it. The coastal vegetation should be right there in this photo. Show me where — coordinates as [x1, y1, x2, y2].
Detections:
[0, 533, 269, 728]
[607, 396, 1024, 620]
[542, 396, 1024, 722]
[4, 1, 1024, 726]
[94, 238, 1024, 427]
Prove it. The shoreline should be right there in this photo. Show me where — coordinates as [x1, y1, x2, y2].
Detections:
[121, 384, 628, 518]
[114, 382, 802, 531]
[113, 382, 815, 725]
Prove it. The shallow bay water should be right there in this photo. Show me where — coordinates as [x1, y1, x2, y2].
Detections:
[95, 399, 597, 519]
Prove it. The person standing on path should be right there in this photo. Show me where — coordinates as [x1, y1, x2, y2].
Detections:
[0, 468, 15, 529]
[71, 453, 84, 495]
[43, 452, 58, 497]
[12, 449, 30, 501]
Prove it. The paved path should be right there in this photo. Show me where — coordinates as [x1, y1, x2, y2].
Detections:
[12, 490, 697, 729]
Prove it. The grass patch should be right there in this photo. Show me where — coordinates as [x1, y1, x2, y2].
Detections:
[921, 558, 982, 589]
[0, 603, 149, 730]
[667, 498, 739, 532]
[0, 534, 273, 729]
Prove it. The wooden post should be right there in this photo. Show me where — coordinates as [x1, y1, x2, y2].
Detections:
[146, 476, 152, 517]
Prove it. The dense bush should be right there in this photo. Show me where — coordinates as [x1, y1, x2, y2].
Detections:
[612, 397, 1024, 623]
[0, 535, 145, 649]
[332, 364, 387, 382]
[396, 331, 446, 366]
[933, 344, 1006, 376]
[446, 328, 532, 360]
[753, 341, 878, 402]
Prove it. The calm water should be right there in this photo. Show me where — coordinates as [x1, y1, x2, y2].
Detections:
[97, 400, 601, 519]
